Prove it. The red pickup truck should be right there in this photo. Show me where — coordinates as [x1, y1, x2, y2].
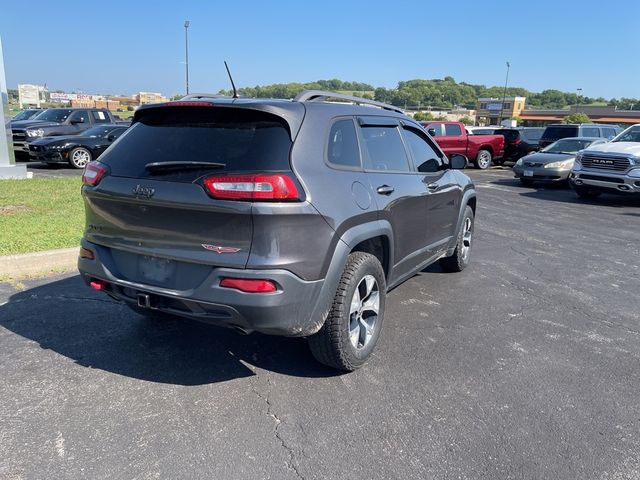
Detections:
[420, 121, 505, 169]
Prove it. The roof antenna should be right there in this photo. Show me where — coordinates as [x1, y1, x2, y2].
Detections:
[224, 61, 238, 98]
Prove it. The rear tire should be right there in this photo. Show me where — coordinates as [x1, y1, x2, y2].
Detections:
[440, 206, 474, 272]
[475, 150, 492, 169]
[573, 186, 602, 200]
[308, 252, 386, 371]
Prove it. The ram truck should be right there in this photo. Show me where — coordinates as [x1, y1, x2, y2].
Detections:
[421, 121, 505, 169]
[11, 108, 119, 159]
[569, 123, 640, 199]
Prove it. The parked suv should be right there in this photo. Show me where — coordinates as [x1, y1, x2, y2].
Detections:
[569, 124, 640, 198]
[497, 127, 545, 162]
[539, 123, 621, 148]
[78, 91, 477, 371]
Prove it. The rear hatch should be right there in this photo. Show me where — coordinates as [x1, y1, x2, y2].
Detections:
[540, 126, 578, 147]
[82, 104, 298, 287]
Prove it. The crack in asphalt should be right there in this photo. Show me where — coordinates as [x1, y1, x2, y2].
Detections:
[253, 374, 304, 480]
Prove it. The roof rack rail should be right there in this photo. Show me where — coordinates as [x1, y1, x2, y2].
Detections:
[294, 90, 404, 114]
[180, 93, 231, 100]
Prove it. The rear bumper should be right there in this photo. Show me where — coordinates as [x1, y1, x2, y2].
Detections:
[77, 239, 328, 336]
[569, 170, 640, 194]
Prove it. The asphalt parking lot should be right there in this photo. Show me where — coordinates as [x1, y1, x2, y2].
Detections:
[1, 168, 639, 479]
[23, 160, 82, 178]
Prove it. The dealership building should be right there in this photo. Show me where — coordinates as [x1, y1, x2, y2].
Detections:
[475, 96, 526, 126]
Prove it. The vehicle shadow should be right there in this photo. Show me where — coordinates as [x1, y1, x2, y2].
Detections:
[0, 275, 339, 386]
[490, 177, 640, 208]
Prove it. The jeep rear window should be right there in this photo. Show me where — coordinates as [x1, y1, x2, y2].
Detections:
[99, 107, 292, 181]
[541, 126, 578, 140]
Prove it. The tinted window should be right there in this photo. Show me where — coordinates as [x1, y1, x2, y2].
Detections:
[402, 127, 444, 173]
[92, 111, 111, 124]
[99, 107, 293, 182]
[541, 126, 579, 140]
[444, 124, 462, 136]
[520, 128, 543, 142]
[327, 119, 360, 168]
[581, 127, 600, 137]
[602, 127, 616, 138]
[497, 129, 519, 142]
[360, 126, 410, 172]
[423, 123, 443, 136]
[542, 138, 598, 154]
[69, 110, 90, 124]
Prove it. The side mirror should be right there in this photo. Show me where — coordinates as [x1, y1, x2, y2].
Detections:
[427, 128, 436, 136]
[70, 117, 85, 124]
[450, 153, 467, 170]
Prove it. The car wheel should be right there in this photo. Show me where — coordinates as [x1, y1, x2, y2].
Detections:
[475, 150, 492, 169]
[69, 147, 92, 169]
[573, 186, 601, 200]
[308, 252, 386, 371]
[520, 178, 534, 187]
[440, 206, 474, 272]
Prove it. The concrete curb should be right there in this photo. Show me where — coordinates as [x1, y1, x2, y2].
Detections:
[0, 247, 78, 279]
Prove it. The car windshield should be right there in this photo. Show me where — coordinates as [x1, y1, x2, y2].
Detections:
[34, 109, 72, 123]
[541, 138, 596, 154]
[13, 110, 40, 121]
[82, 126, 114, 138]
[612, 125, 640, 143]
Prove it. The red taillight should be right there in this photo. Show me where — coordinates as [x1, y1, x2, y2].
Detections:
[89, 279, 107, 291]
[220, 278, 278, 293]
[513, 139, 522, 145]
[82, 161, 108, 186]
[79, 247, 95, 260]
[203, 174, 300, 201]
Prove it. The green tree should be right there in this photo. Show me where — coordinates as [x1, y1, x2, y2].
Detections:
[458, 115, 474, 125]
[563, 112, 591, 124]
[413, 112, 435, 121]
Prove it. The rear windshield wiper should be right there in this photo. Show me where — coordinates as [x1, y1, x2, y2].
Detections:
[145, 161, 226, 172]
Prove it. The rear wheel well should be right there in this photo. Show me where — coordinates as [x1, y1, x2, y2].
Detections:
[479, 146, 493, 156]
[467, 196, 476, 215]
[351, 236, 390, 279]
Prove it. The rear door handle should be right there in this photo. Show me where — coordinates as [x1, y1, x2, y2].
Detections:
[376, 185, 394, 195]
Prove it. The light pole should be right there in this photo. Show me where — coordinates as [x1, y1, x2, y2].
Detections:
[184, 20, 190, 95]
[576, 88, 582, 112]
[498, 61, 510, 125]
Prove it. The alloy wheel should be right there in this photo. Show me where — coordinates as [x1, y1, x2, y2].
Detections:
[349, 275, 379, 349]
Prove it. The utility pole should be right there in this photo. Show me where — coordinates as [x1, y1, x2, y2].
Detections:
[184, 20, 190, 95]
[498, 61, 510, 125]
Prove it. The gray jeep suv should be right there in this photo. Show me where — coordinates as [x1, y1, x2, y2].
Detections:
[78, 90, 477, 371]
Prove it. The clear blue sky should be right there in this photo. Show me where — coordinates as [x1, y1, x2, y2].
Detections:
[1, 0, 638, 99]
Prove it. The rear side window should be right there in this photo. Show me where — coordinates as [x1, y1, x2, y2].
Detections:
[327, 119, 360, 168]
[92, 111, 110, 124]
[581, 126, 600, 137]
[99, 107, 292, 182]
[521, 128, 543, 142]
[402, 127, 445, 173]
[360, 126, 411, 172]
[602, 127, 616, 138]
[498, 129, 520, 142]
[542, 126, 578, 140]
[444, 124, 462, 136]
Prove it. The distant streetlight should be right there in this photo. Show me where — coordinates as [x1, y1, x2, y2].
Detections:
[576, 88, 582, 112]
[184, 20, 190, 95]
[498, 61, 510, 125]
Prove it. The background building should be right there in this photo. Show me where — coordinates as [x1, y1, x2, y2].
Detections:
[135, 92, 168, 104]
[476, 96, 526, 126]
[520, 105, 640, 126]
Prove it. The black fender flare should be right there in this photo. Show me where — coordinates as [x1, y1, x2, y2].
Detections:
[447, 188, 477, 255]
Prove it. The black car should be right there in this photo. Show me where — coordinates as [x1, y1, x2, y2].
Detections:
[78, 90, 476, 371]
[28, 124, 128, 168]
[496, 127, 545, 162]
